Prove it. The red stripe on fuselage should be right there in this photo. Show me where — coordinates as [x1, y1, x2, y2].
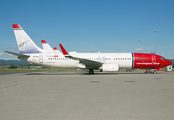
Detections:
[133, 53, 164, 69]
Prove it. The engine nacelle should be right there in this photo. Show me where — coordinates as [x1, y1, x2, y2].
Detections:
[102, 64, 119, 72]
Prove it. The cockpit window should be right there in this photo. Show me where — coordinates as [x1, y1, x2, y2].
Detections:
[160, 57, 165, 60]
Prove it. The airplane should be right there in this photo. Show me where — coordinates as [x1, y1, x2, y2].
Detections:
[5, 24, 172, 74]
[59, 44, 172, 74]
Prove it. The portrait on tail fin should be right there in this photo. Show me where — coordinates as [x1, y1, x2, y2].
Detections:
[12, 24, 45, 54]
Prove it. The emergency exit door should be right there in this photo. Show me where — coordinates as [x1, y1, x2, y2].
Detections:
[39, 55, 43, 63]
[152, 55, 156, 63]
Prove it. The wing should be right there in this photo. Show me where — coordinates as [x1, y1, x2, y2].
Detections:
[67, 55, 103, 69]
[59, 44, 103, 69]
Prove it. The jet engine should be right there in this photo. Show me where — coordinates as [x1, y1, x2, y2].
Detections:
[101, 64, 119, 71]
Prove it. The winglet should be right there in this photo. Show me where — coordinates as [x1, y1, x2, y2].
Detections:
[54, 47, 58, 50]
[59, 44, 69, 55]
[54, 47, 61, 53]
[41, 40, 47, 43]
[12, 24, 22, 29]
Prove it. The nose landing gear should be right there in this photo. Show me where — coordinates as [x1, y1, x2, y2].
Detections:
[145, 69, 157, 74]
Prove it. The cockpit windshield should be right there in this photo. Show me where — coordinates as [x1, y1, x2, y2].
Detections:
[160, 57, 165, 60]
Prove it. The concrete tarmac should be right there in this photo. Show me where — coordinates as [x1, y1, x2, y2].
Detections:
[0, 70, 174, 120]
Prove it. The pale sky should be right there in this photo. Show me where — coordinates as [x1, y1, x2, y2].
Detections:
[0, 0, 174, 60]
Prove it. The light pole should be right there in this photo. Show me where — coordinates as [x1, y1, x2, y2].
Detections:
[154, 30, 157, 54]
[138, 39, 140, 53]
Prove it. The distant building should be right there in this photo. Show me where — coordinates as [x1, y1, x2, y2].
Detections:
[168, 59, 174, 65]
[18, 66, 43, 69]
[0, 66, 10, 69]
[166, 59, 174, 71]
[165, 65, 173, 72]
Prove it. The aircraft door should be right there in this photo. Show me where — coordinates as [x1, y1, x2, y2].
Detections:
[39, 55, 43, 63]
[152, 55, 156, 63]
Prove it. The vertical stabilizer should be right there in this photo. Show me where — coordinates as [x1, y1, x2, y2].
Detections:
[12, 24, 44, 54]
[54, 47, 61, 53]
[41, 40, 55, 53]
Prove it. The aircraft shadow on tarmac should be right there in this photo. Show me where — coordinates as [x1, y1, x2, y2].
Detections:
[25, 71, 156, 75]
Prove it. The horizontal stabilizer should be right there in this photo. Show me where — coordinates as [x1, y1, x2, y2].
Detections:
[4, 51, 30, 57]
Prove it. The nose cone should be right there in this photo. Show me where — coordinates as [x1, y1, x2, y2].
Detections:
[167, 60, 172, 66]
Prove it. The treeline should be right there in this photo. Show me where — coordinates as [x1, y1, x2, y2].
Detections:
[8, 64, 46, 69]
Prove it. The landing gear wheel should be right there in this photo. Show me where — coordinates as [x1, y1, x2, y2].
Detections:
[153, 69, 157, 74]
[89, 69, 94, 74]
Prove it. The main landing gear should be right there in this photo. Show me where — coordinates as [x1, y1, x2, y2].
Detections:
[89, 69, 94, 74]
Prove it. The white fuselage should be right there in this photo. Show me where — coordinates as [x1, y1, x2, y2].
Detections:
[25, 52, 133, 69]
